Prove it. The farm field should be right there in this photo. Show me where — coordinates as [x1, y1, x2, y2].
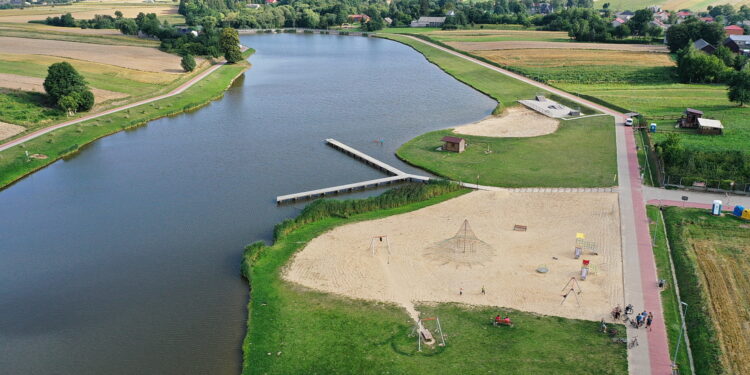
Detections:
[0, 3, 180, 24]
[607, 0, 750, 12]
[0, 22, 160, 46]
[474, 49, 675, 84]
[425, 29, 571, 43]
[243, 187, 628, 375]
[556, 82, 750, 153]
[661, 207, 750, 375]
[447, 40, 668, 52]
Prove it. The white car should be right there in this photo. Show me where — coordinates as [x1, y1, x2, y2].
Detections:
[625, 118, 634, 126]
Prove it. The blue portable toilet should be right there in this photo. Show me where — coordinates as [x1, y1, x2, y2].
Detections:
[734, 205, 745, 217]
[650, 123, 657, 133]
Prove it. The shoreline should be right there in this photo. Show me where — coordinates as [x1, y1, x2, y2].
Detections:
[0, 52, 253, 190]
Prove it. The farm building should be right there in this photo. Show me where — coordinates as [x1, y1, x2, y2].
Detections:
[724, 35, 750, 54]
[615, 11, 634, 20]
[725, 25, 745, 36]
[697, 118, 724, 135]
[441, 136, 466, 153]
[694, 39, 716, 53]
[348, 14, 371, 23]
[410, 17, 446, 27]
[611, 18, 626, 28]
[679, 108, 703, 128]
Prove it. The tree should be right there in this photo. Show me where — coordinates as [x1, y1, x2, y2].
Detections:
[114, 10, 123, 19]
[60, 13, 76, 27]
[118, 18, 138, 35]
[728, 68, 750, 106]
[219, 27, 242, 63]
[44, 62, 87, 101]
[714, 45, 734, 67]
[676, 43, 730, 83]
[181, 54, 196, 72]
[628, 8, 653, 36]
[43, 62, 94, 112]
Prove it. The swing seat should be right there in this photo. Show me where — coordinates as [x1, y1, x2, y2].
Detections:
[420, 329, 434, 341]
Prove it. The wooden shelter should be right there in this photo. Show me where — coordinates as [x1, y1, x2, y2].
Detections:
[441, 136, 466, 153]
[679, 108, 703, 128]
[697, 118, 724, 135]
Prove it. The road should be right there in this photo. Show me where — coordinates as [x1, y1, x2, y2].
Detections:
[399, 35, 672, 375]
[0, 62, 226, 153]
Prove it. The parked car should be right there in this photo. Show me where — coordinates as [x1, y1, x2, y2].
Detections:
[625, 118, 634, 126]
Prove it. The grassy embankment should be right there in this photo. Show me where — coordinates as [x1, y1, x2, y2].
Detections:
[381, 34, 617, 187]
[0, 52, 251, 189]
[241, 183, 628, 374]
[646, 206, 692, 374]
[659, 207, 750, 375]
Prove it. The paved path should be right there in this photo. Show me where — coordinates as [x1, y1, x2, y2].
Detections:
[400, 35, 672, 375]
[643, 185, 750, 208]
[0, 63, 226, 153]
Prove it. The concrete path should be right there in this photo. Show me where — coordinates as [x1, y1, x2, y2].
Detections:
[643, 185, 750, 208]
[0, 62, 226, 153]
[399, 35, 673, 375]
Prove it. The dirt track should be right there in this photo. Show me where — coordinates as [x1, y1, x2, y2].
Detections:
[0, 36, 185, 73]
[0, 121, 23, 140]
[453, 105, 558, 138]
[284, 190, 623, 322]
[448, 40, 669, 52]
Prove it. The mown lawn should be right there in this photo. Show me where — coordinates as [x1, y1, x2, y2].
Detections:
[397, 116, 616, 187]
[0, 90, 65, 126]
[557, 82, 750, 153]
[242, 189, 628, 374]
[0, 61, 249, 189]
[646, 206, 692, 375]
[661, 207, 750, 375]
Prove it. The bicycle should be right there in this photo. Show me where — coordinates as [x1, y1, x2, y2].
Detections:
[628, 336, 639, 349]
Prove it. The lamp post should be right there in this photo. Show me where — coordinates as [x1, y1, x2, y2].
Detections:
[673, 301, 688, 369]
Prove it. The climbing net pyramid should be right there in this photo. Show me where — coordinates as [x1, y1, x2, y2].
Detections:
[423, 219, 494, 267]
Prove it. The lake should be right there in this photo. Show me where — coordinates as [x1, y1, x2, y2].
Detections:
[0, 34, 495, 374]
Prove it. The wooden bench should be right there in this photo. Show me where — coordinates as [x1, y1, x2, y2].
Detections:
[513, 225, 527, 232]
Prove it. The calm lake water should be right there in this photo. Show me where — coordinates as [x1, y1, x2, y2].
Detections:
[0, 34, 495, 374]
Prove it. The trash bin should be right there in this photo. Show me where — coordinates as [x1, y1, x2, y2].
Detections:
[711, 200, 722, 216]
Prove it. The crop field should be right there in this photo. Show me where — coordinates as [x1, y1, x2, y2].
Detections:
[556, 82, 750, 153]
[0, 3, 180, 24]
[425, 29, 570, 43]
[0, 22, 159, 47]
[606, 0, 750, 11]
[448, 40, 668, 52]
[661, 207, 750, 375]
[475, 49, 675, 84]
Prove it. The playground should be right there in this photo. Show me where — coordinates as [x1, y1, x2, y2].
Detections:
[284, 190, 623, 322]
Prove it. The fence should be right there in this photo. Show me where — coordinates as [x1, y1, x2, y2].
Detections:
[662, 175, 750, 195]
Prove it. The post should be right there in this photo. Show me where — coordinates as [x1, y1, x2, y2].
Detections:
[673, 302, 688, 368]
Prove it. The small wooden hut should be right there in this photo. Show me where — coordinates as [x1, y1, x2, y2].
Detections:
[441, 136, 466, 153]
[679, 108, 704, 128]
[697, 118, 724, 135]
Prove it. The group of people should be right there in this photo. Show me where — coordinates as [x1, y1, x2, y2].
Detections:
[494, 315, 513, 327]
[611, 304, 654, 331]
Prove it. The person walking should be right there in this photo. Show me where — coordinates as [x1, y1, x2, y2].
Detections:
[459, 288, 463, 296]
[635, 313, 643, 328]
[481, 286, 485, 295]
[646, 312, 653, 331]
[639, 311, 647, 328]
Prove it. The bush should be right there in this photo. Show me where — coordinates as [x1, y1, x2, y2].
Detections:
[491, 101, 505, 115]
[181, 54, 196, 72]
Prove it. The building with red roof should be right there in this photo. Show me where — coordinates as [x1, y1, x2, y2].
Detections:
[725, 25, 745, 36]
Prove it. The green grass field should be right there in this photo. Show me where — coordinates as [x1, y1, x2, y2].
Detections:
[242, 188, 628, 374]
[0, 90, 65, 127]
[646, 206, 693, 375]
[0, 23, 161, 47]
[381, 35, 616, 187]
[556, 83, 750, 153]
[397, 116, 616, 187]
[0, 60, 249, 189]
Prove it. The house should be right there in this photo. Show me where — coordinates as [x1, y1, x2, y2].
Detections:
[615, 11, 635, 21]
[410, 16, 446, 28]
[246, 3, 261, 8]
[654, 11, 670, 22]
[679, 108, 703, 128]
[530, 3, 553, 15]
[676, 11, 692, 18]
[725, 25, 744, 36]
[694, 39, 716, 53]
[724, 35, 750, 54]
[441, 136, 466, 153]
[697, 118, 723, 135]
[650, 20, 668, 31]
[647, 5, 662, 13]
[699, 16, 714, 23]
[383, 17, 392, 25]
[265, 0, 276, 4]
[348, 14, 371, 23]
[611, 18, 626, 28]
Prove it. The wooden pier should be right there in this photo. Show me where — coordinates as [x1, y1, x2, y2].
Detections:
[276, 139, 430, 204]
